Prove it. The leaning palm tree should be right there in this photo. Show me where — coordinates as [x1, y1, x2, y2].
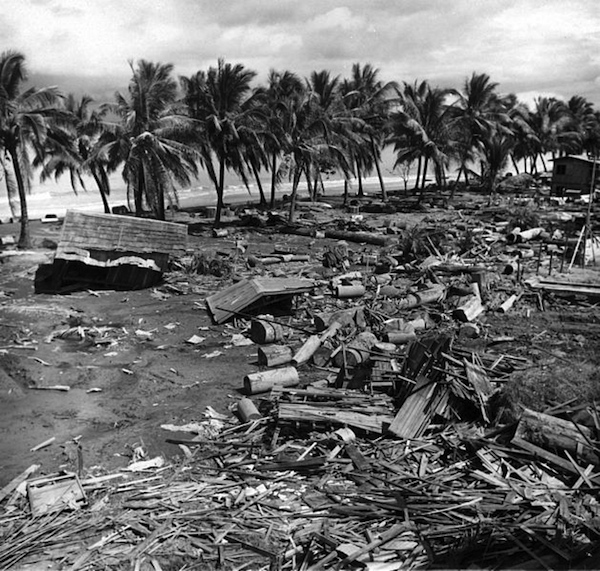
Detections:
[41, 94, 113, 213]
[180, 59, 257, 224]
[0, 50, 64, 248]
[104, 60, 199, 220]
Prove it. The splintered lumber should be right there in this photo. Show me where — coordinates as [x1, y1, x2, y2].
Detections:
[388, 374, 449, 439]
[526, 277, 600, 298]
[380, 283, 445, 309]
[244, 366, 299, 395]
[277, 403, 393, 434]
[464, 361, 493, 423]
[453, 293, 484, 322]
[512, 408, 600, 466]
[257, 344, 293, 367]
[237, 398, 262, 422]
[250, 319, 284, 344]
[0, 464, 40, 503]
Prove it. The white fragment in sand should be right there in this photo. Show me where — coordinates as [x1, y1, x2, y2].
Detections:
[231, 333, 253, 347]
[202, 350, 222, 359]
[164, 322, 178, 330]
[185, 335, 206, 345]
[125, 456, 165, 472]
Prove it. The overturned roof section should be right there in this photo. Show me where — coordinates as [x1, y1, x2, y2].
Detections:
[206, 277, 314, 324]
[35, 211, 188, 293]
[57, 210, 187, 260]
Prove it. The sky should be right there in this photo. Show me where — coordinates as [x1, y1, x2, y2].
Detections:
[1, 0, 600, 107]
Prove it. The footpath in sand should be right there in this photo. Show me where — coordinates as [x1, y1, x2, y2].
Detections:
[1, 190, 600, 569]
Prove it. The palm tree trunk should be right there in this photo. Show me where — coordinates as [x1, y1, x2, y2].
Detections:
[305, 164, 314, 202]
[250, 160, 266, 205]
[288, 166, 302, 223]
[270, 153, 277, 208]
[215, 155, 226, 225]
[91, 167, 111, 213]
[370, 135, 387, 201]
[356, 160, 364, 197]
[135, 164, 144, 216]
[510, 155, 520, 174]
[9, 147, 31, 249]
[419, 156, 429, 202]
[415, 156, 422, 191]
[343, 179, 349, 204]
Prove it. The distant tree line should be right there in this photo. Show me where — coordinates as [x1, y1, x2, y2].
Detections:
[1, 50, 599, 247]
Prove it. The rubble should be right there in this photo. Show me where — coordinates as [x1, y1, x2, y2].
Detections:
[2, 192, 600, 569]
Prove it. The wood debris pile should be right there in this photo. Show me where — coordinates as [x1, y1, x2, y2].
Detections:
[2, 341, 600, 570]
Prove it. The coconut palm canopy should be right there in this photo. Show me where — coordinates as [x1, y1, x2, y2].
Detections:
[2, 50, 600, 241]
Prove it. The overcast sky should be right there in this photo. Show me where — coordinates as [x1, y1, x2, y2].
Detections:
[3, 0, 600, 107]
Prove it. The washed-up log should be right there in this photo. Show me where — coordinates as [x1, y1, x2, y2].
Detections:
[512, 408, 600, 466]
[257, 344, 293, 367]
[335, 284, 366, 298]
[237, 398, 262, 422]
[324, 229, 393, 246]
[250, 319, 285, 344]
[292, 322, 341, 366]
[380, 284, 445, 309]
[314, 307, 364, 331]
[244, 366, 299, 395]
[332, 332, 378, 368]
[384, 329, 417, 345]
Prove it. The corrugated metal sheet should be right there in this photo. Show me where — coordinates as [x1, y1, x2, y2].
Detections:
[57, 210, 187, 256]
[206, 278, 314, 324]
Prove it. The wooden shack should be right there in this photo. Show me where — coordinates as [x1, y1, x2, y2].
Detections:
[35, 210, 187, 293]
[551, 155, 598, 197]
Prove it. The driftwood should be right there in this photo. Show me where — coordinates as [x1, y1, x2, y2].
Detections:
[292, 322, 341, 366]
[257, 344, 293, 367]
[237, 398, 262, 422]
[380, 283, 445, 309]
[244, 366, 299, 395]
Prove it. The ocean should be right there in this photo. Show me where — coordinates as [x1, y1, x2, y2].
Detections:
[0, 148, 416, 223]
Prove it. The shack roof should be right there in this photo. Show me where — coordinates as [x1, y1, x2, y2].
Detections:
[56, 210, 187, 256]
[206, 277, 314, 324]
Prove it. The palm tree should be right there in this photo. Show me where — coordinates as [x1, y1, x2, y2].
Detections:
[387, 80, 453, 200]
[528, 97, 578, 171]
[181, 59, 257, 224]
[105, 60, 199, 220]
[478, 128, 515, 200]
[449, 72, 509, 188]
[0, 50, 64, 248]
[41, 94, 113, 213]
[340, 63, 398, 200]
[251, 70, 305, 208]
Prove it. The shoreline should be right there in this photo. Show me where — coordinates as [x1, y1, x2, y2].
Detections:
[0, 174, 416, 223]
